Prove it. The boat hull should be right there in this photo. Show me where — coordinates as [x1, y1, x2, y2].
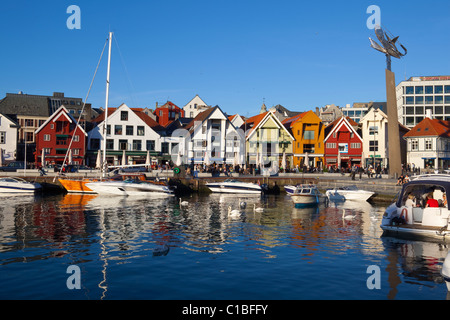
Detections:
[0, 178, 41, 193]
[59, 178, 97, 193]
[85, 181, 173, 196]
[326, 189, 374, 201]
[206, 181, 262, 194]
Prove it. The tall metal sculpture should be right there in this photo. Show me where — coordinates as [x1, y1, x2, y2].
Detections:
[369, 25, 407, 178]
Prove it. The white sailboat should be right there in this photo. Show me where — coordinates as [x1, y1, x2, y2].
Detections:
[60, 32, 172, 196]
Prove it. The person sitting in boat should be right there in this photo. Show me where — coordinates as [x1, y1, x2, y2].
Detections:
[425, 193, 439, 208]
[443, 193, 448, 207]
[403, 174, 410, 183]
[405, 193, 416, 208]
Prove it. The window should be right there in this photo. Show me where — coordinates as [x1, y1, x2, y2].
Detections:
[369, 141, 378, 152]
[425, 96, 434, 104]
[435, 96, 443, 104]
[25, 119, 34, 127]
[326, 143, 336, 149]
[114, 125, 122, 135]
[106, 139, 114, 150]
[405, 97, 414, 105]
[405, 107, 414, 114]
[415, 86, 424, 94]
[132, 140, 142, 151]
[73, 135, 79, 142]
[146, 140, 155, 151]
[411, 140, 418, 151]
[137, 126, 144, 136]
[106, 125, 111, 135]
[445, 86, 450, 94]
[416, 106, 424, 114]
[126, 125, 133, 135]
[435, 85, 443, 94]
[405, 86, 414, 94]
[351, 142, 361, 149]
[369, 126, 378, 135]
[425, 139, 432, 150]
[161, 142, 169, 154]
[0, 131, 5, 144]
[435, 106, 443, 114]
[303, 130, 314, 140]
[119, 140, 128, 150]
[44, 134, 51, 141]
[425, 86, 433, 94]
[415, 96, 424, 104]
[26, 132, 34, 142]
[121, 111, 128, 121]
[43, 148, 51, 155]
[304, 144, 315, 153]
[405, 117, 415, 126]
[73, 149, 80, 155]
[445, 97, 450, 104]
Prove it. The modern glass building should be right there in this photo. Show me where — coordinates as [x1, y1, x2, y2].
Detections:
[396, 76, 450, 128]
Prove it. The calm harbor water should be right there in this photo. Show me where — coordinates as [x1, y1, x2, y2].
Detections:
[0, 192, 449, 300]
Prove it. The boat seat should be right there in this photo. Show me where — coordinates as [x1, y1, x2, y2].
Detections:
[422, 207, 450, 227]
[412, 207, 423, 223]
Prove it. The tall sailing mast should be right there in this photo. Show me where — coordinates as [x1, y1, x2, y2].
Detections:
[102, 32, 113, 178]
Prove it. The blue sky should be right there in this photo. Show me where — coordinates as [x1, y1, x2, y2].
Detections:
[1, 0, 450, 117]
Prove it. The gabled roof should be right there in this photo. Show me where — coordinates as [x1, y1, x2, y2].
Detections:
[281, 111, 307, 128]
[323, 116, 362, 142]
[244, 111, 295, 141]
[91, 104, 165, 131]
[404, 118, 450, 138]
[184, 106, 218, 132]
[35, 106, 87, 136]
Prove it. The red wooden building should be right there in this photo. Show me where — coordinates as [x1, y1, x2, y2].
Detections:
[323, 116, 363, 170]
[153, 101, 185, 127]
[35, 106, 87, 167]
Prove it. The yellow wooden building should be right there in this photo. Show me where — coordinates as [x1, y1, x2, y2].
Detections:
[282, 110, 325, 170]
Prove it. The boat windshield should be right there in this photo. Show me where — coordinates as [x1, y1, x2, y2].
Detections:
[301, 189, 311, 194]
[400, 183, 447, 208]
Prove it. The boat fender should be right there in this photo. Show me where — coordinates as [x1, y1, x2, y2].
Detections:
[173, 167, 180, 174]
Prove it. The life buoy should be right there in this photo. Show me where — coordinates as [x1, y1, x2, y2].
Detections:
[400, 208, 408, 221]
[173, 167, 180, 174]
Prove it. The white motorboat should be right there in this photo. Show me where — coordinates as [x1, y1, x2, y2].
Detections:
[325, 185, 374, 202]
[381, 174, 450, 241]
[206, 179, 262, 194]
[85, 179, 173, 196]
[289, 185, 325, 207]
[0, 177, 42, 193]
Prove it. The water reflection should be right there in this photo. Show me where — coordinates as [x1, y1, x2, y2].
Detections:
[0, 192, 448, 299]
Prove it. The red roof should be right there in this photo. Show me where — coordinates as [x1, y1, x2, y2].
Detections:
[404, 118, 450, 138]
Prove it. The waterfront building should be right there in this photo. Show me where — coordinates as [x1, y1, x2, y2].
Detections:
[359, 108, 409, 169]
[267, 104, 302, 123]
[0, 91, 95, 162]
[87, 103, 164, 167]
[184, 106, 243, 165]
[35, 106, 87, 167]
[282, 110, 325, 169]
[183, 95, 210, 119]
[0, 113, 19, 162]
[341, 102, 386, 123]
[323, 116, 363, 169]
[396, 76, 450, 128]
[403, 117, 450, 170]
[315, 104, 343, 126]
[244, 111, 294, 170]
[153, 101, 185, 127]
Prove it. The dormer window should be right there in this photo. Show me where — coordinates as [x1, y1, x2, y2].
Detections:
[121, 111, 128, 121]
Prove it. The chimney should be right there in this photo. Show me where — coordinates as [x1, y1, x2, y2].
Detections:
[426, 109, 433, 119]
